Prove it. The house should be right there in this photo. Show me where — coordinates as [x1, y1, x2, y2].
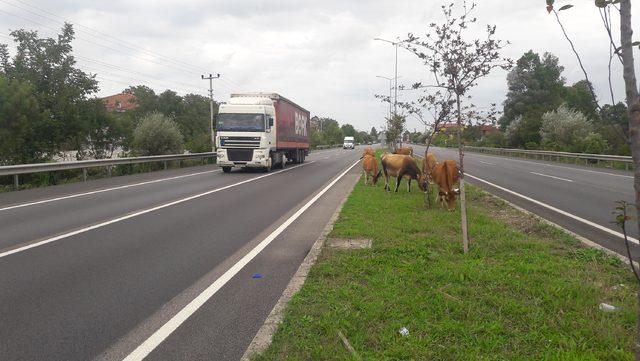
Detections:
[479, 124, 500, 139]
[103, 93, 137, 112]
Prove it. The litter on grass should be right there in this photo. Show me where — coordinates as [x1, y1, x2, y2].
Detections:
[399, 327, 409, 337]
[599, 303, 618, 312]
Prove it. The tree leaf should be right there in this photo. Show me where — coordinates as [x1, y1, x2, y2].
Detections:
[595, 0, 608, 8]
[559, 4, 574, 11]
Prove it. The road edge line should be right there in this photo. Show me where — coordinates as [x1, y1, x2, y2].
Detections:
[240, 166, 359, 361]
[465, 173, 639, 245]
[0, 162, 313, 259]
[122, 159, 362, 361]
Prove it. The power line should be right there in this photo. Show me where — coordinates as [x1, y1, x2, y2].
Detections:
[2, 0, 247, 89]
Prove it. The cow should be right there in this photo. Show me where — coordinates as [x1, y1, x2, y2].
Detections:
[424, 152, 460, 211]
[362, 154, 381, 186]
[360, 147, 375, 159]
[394, 147, 413, 156]
[380, 154, 428, 193]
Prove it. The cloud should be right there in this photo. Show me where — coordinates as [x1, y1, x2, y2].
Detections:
[0, 0, 638, 132]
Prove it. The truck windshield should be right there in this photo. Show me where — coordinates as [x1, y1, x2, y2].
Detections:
[217, 113, 265, 132]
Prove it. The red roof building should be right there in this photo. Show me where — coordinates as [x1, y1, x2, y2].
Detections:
[103, 93, 137, 112]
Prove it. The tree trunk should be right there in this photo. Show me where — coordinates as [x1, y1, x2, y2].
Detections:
[456, 92, 470, 253]
[620, 1, 640, 359]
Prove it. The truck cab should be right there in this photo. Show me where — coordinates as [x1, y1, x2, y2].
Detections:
[343, 136, 355, 149]
[216, 93, 309, 173]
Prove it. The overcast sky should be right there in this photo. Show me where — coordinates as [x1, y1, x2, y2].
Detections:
[1, 0, 639, 132]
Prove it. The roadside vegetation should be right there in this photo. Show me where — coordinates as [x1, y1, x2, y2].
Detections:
[255, 150, 636, 360]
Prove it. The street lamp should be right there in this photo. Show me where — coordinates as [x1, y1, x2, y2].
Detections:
[376, 75, 401, 121]
[374, 37, 404, 117]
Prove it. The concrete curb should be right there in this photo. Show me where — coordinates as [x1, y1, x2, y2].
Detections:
[240, 175, 358, 361]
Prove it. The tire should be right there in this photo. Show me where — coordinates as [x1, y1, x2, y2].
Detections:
[279, 152, 285, 169]
[222, 167, 232, 173]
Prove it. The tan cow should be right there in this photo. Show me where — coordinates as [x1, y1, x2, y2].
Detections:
[424, 152, 460, 210]
[380, 154, 427, 193]
[362, 154, 381, 186]
[394, 147, 413, 156]
[360, 147, 375, 159]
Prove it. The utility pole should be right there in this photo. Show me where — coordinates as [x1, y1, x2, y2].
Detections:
[201, 73, 220, 152]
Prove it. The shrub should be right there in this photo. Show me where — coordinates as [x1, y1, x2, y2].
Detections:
[132, 112, 184, 156]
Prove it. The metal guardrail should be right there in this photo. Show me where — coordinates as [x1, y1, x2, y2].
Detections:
[457, 146, 633, 170]
[0, 152, 217, 188]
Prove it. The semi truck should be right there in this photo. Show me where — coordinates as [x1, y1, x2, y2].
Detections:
[215, 92, 310, 173]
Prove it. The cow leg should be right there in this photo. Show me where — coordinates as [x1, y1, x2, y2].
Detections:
[364, 171, 369, 186]
[407, 178, 411, 193]
[394, 175, 401, 193]
[385, 174, 390, 192]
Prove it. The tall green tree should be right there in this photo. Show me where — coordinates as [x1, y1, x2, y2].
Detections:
[2, 24, 99, 158]
[565, 80, 599, 120]
[0, 75, 50, 164]
[500, 51, 566, 146]
[370, 127, 378, 140]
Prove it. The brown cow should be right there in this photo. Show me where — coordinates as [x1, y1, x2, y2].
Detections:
[424, 153, 460, 210]
[381, 154, 427, 193]
[394, 147, 413, 156]
[362, 154, 381, 186]
[360, 147, 375, 159]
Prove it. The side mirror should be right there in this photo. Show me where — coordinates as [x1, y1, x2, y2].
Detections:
[213, 114, 219, 127]
[269, 117, 274, 127]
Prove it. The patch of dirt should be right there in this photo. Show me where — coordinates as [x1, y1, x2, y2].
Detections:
[326, 238, 373, 250]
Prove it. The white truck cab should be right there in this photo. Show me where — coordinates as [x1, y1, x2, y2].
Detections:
[343, 136, 355, 149]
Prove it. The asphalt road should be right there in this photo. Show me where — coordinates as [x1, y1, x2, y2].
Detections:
[0, 147, 362, 360]
[412, 145, 639, 259]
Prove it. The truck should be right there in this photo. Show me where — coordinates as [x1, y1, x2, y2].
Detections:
[215, 92, 310, 173]
[343, 136, 355, 149]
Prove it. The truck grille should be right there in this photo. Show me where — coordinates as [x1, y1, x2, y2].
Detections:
[220, 136, 261, 149]
[227, 149, 254, 162]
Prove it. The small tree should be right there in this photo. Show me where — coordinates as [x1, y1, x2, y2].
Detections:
[540, 105, 593, 152]
[405, 1, 512, 253]
[132, 112, 184, 156]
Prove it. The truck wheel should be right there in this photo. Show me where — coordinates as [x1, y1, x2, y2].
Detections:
[222, 167, 232, 173]
[279, 153, 285, 169]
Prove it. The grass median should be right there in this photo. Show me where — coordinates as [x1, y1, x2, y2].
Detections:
[255, 153, 637, 360]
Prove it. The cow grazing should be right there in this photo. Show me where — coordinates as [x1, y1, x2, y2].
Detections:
[394, 147, 413, 156]
[424, 152, 460, 211]
[380, 154, 427, 193]
[360, 147, 375, 159]
[362, 154, 381, 186]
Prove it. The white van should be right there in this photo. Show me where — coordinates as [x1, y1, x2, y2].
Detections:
[343, 136, 355, 149]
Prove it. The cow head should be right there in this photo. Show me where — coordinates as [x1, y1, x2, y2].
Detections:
[417, 173, 428, 192]
[372, 170, 382, 185]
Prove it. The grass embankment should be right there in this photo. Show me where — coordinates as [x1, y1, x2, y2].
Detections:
[256, 151, 637, 360]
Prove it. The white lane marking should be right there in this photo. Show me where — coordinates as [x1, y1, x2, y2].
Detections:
[123, 159, 362, 361]
[0, 162, 315, 259]
[0, 169, 222, 212]
[466, 173, 639, 245]
[429, 147, 634, 179]
[530, 172, 574, 183]
[479, 161, 495, 165]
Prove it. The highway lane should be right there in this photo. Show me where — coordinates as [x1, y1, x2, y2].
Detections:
[0, 147, 361, 360]
[413, 145, 639, 257]
[0, 148, 340, 251]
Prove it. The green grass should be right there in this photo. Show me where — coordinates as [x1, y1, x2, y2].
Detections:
[255, 152, 637, 360]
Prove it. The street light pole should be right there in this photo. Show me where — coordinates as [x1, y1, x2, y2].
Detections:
[376, 75, 401, 120]
[202, 73, 220, 152]
[374, 37, 403, 118]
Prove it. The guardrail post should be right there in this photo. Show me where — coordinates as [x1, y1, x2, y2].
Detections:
[163, 161, 168, 170]
[107, 166, 112, 177]
[82, 168, 87, 182]
[14, 174, 19, 189]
